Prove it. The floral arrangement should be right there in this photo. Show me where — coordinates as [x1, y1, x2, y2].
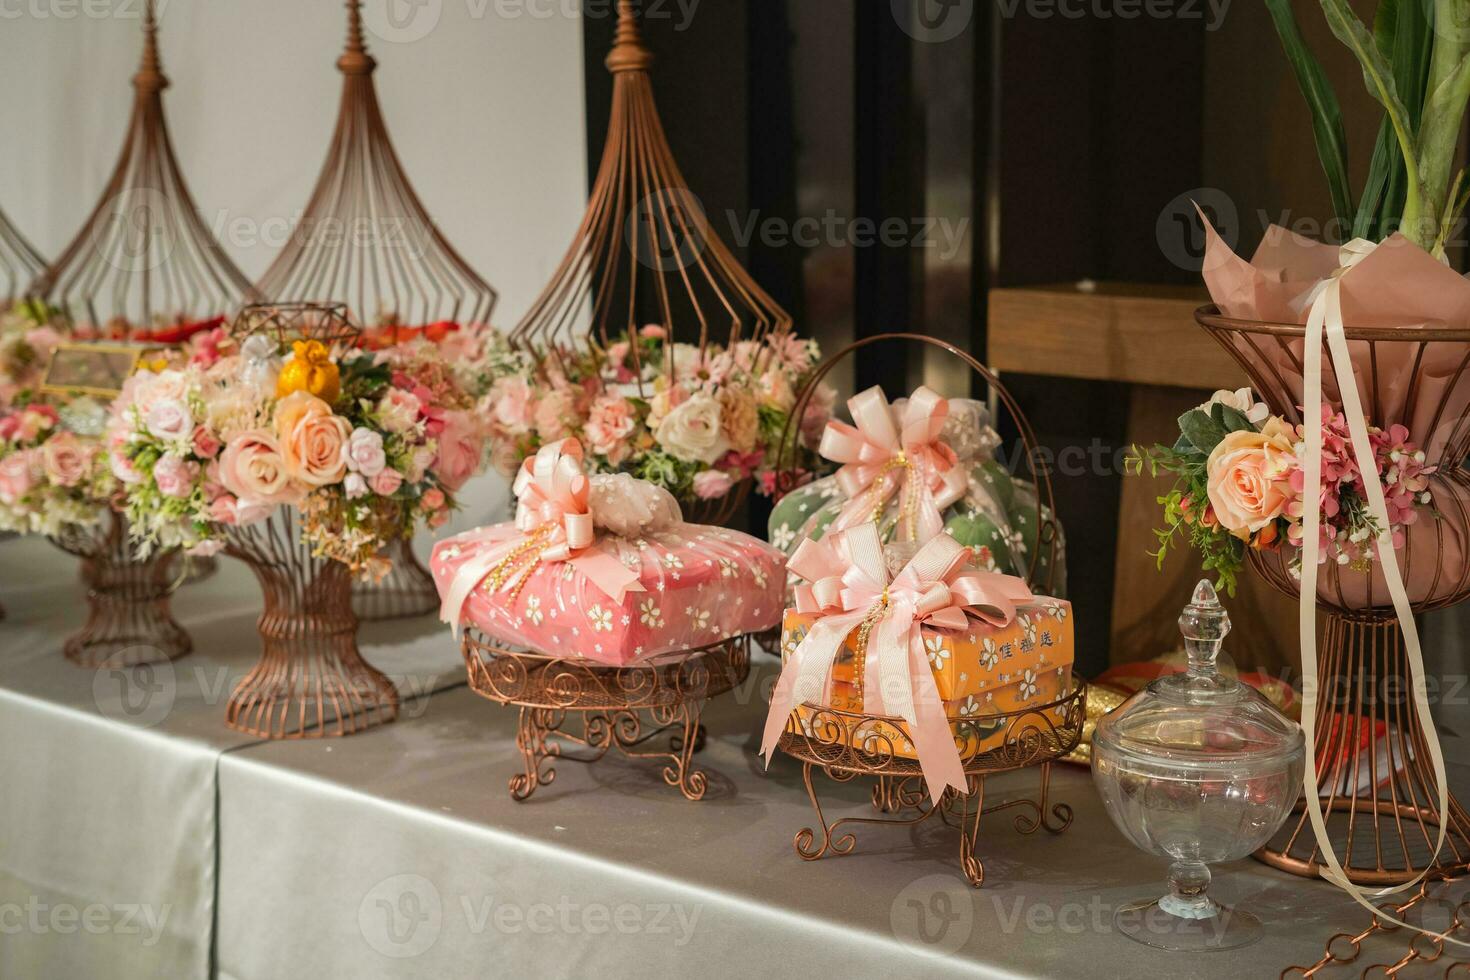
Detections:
[0, 400, 116, 537]
[1128, 387, 1435, 593]
[0, 300, 64, 409]
[1269, 0, 1470, 255]
[109, 327, 483, 580]
[480, 325, 835, 503]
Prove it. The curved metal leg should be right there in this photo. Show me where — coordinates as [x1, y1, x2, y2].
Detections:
[510, 706, 562, 801]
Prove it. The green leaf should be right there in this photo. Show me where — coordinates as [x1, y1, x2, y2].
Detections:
[1355, 0, 1432, 238]
[1178, 409, 1227, 455]
[1215, 403, 1255, 433]
[1319, 0, 1423, 229]
[1266, 0, 1355, 231]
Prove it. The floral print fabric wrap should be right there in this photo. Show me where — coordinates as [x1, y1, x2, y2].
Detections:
[768, 397, 1067, 595]
[432, 524, 786, 666]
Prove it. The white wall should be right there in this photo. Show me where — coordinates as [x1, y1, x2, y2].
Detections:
[0, 0, 590, 527]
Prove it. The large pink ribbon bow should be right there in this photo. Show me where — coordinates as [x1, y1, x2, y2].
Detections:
[819, 385, 968, 543]
[438, 439, 644, 636]
[760, 523, 1033, 804]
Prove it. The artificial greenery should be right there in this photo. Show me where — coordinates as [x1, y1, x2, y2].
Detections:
[1269, 0, 1470, 255]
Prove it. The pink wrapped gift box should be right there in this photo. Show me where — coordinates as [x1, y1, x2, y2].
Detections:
[432, 524, 786, 666]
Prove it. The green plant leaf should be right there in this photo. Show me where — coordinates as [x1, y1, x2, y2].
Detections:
[1216, 403, 1255, 433]
[1355, 0, 1432, 238]
[1178, 409, 1227, 455]
[1319, 0, 1423, 232]
[1267, 0, 1355, 232]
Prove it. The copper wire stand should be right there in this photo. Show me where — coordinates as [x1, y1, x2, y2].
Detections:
[350, 538, 437, 620]
[223, 504, 399, 740]
[26, 0, 255, 332]
[259, 2, 496, 621]
[776, 684, 1086, 887]
[1199, 307, 1470, 884]
[48, 511, 191, 668]
[0, 205, 45, 303]
[1281, 873, 1470, 978]
[461, 630, 751, 801]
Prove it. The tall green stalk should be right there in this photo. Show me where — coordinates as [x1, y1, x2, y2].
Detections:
[1269, 0, 1470, 257]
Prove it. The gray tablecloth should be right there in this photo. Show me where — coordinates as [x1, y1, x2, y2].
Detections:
[212, 661, 1431, 980]
[0, 536, 465, 978]
[8, 534, 1470, 978]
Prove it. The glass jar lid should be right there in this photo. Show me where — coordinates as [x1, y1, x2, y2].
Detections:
[1094, 580, 1305, 772]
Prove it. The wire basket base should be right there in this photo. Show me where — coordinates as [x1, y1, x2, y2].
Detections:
[224, 638, 400, 740]
[461, 631, 751, 801]
[775, 684, 1085, 886]
[351, 540, 438, 621]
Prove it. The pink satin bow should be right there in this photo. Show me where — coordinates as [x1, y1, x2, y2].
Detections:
[438, 439, 644, 636]
[761, 523, 1033, 804]
[819, 386, 968, 542]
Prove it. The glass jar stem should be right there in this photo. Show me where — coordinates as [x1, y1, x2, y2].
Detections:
[1160, 860, 1218, 919]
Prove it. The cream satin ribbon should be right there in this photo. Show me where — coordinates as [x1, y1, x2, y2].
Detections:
[819, 386, 969, 543]
[1299, 239, 1457, 941]
[438, 439, 644, 637]
[760, 522, 1033, 804]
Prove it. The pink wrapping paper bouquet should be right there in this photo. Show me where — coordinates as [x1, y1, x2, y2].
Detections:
[759, 521, 1067, 803]
[432, 439, 786, 666]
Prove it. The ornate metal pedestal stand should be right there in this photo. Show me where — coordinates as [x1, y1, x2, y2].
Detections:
[776, 685, 1086, 886]
[461, 630, 751, 801]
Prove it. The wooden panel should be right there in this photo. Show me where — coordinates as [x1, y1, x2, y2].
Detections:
[988, 282, 1241, 390]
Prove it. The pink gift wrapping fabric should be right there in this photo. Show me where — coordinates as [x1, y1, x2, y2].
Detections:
[432, 524, 786, 666]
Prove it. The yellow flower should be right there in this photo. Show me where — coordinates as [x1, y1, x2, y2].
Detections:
[275, 340, 340, 403]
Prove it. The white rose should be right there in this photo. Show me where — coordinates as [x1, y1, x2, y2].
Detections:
[1198, 387, 1269, 425]
[654, 391, 730, 464]
[145, 397, 194, 443]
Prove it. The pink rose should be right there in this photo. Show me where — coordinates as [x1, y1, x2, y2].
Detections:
[41, 432, 95, 488]
[432, 410, 484, 492]
[639, 324, 666, 340]
[534, 388, 578, 442]
[1205, 418, 1298, 537]
[692, 469, 734, 500]
[489, 377, 534, 435]
[192, 425, 222, 459]
[377, 388, 422, 434]
[584, 395, 637, 463]
[153, 453, 199, 500]
[0, 449, 38, 504]
[145, 398, 193, 443]
[370, 467, 404, 496]
[209, 494, 240, 525]
[421, 487, 446, 511]
[219, 430, 300, 507]
[274, 392, 350, 488]
[110, 449, 144, 486]
[342, 427, 387, 478]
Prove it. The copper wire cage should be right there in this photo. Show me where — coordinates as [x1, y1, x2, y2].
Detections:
[1197, 306, 1470, 885]
[771, 333, 1077, 886]
[461, 630, 751, 802]
[220, 304, 399, 738]
[510, 0, 793, 517]
[48, 511, 191, 668]
[256, 0, 498, 622]
[0, 206, 47, 621]
[25, 0, 257, 336]
[0, 205, 45, 306]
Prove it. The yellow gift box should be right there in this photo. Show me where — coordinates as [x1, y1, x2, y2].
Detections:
[780, 601, 1075, 762]
[781, 598, 1074, 703]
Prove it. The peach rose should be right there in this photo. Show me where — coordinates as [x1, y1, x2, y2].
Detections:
[718, 387, 759, 454]
[42, 432, 94, 489]
[489, 377, 535, 435]
[274, 392, 350, 488]
[584, 395, 637, 463]
[433, 410, 484, 492]
[218, 430, 300, 507]
[1205, 418, 1298, 537]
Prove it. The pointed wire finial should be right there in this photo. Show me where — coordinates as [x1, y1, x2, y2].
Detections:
[339, 0, 377, 75]
[133, 0, 168, 92]
[605, 0, 654, 74]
